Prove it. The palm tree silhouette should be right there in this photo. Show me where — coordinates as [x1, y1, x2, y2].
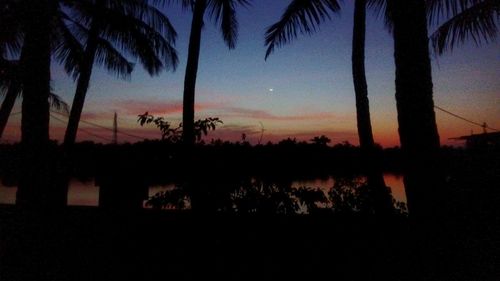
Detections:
[264, 0, 394, 211]
[0, 0, 82, 143]
[14, 0, 59, 207]
[0, 57, 22, 140]
[387, 0, 442, 217]
[164, 0, 249, 145]
[428, 0, 499, 55]
[0, 0, 93, 207]
[62, 0, 179, 146]
[402, 0, 500, 216]
[265, 0, 382, 155]
[0, 57, 69, 140]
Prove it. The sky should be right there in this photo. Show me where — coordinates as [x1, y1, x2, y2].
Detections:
[2, 0, 499, 147]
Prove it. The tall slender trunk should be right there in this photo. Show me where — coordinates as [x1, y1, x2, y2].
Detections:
[0, 82, 20, 140]
[17, 0, 56, 208]
[352, 0, 374, 150]
[181, 0, 208, 212]
[392, 0, 443, 218]
[64, 22, 100, 146]
[182, 0, 207, 146]
[352, 0, 392, 214]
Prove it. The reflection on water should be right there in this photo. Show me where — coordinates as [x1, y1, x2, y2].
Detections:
[0, 182, 16, 205]
[0, 179, 99, 206]
[293, 174, 406, 203]
[68, 179, 100, 206]
[0, 174, 405, 206]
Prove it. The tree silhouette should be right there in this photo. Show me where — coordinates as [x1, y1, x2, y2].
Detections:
[265, 0, 394, 213]
[0, 57, 22, 140]
[428, 0, 499, 55]
[0, 57, 69, 140]
[17, 0, 59, 207]
[390, 0, 442, 217]
[0, 0, 84, 207]
[162, 0, 250, 145]
[310, 135, 331, 146]
[63, 0, 179, 146]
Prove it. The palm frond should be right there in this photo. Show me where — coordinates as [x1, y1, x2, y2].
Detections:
[48, 92, 70, 114]
[427, 0, 484, 24]
[264, 0, 341, 60]
[52, 10, 86, 81]
[95, 37, 135, 79]
[151, 0, 193, 10]
[68, 0, 178, 76]
[367, 0, 394, 32]
[109, 0, 178, 44]
[0, 0, 24, 58]
[99, 9, 179, 75]
[430, 0, 499, 55]
[208, 0, 250, 49]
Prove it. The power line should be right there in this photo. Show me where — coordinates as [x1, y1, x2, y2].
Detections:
[78, 128, 113, 142]
[434, 105, 498, 132]
[50, 110, 112, 131]
[50, 113, 113, 142]
[114, 130, 148, 140]
[12, 104, 497, 141]
[50, 110, 148, 140]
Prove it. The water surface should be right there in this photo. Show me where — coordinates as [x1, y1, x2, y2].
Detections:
[0, 174, 405, 206]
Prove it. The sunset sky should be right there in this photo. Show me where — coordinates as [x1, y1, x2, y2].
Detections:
[2, 0, 499, 147]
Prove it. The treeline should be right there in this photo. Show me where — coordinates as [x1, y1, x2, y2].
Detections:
[1, 140, 494, 187]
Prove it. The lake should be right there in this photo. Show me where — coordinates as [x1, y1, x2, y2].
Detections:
[0, 174, 406, 206]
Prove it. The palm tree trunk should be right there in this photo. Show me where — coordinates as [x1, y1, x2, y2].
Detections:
[183, 0, 207, 146]
[352, 0, 374, 151]
[0, 82, 20, 140]
[64, 23, 100, 146]
[58, 21, 101, 208]
[17, 0, 56, 208]
[392, 0, 443, 218]
[352, 0, 393, 214]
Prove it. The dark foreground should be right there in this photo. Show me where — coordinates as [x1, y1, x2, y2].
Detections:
[1, 206, 498, 281]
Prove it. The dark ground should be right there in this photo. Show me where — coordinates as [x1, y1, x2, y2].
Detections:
[1, 145, 499, 280]
[0, 206, 498, 281]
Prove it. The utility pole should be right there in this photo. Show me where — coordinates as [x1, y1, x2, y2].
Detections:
[258, 121, 265, 145]
[112, 112, 118, 144]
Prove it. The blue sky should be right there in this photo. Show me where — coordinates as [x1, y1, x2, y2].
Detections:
[3, 0, 499, 146]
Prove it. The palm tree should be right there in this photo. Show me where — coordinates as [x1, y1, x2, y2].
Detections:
[265, 0, 395, 213]
[428, 0, 499, 55]
[164, 0, 249, 145]
[62, 0, 178, 146]
[0, 57, 69, 140]
[16, 0, 58, 208]
[0, 58, 22, 140]
[384, 0, 442, 217]
[265, 0, 379, 159]
[0, 0, 85, 207]
[0, 6, 26, 138]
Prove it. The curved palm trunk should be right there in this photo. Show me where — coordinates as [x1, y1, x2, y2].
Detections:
[0, 82, 20, 139]
[352, 0, 375, 151]
[352, 0, 393, 214]
[64, 22, 100, 146]
[183, 0, 207, 146]
[58, 21, 101, 207]
[181, 0, 208, 212]
[17, 0, 57, 208]
[392, 0, 443, 218]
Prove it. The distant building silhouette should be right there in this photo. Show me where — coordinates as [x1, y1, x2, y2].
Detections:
[451, 131, 500, 149]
